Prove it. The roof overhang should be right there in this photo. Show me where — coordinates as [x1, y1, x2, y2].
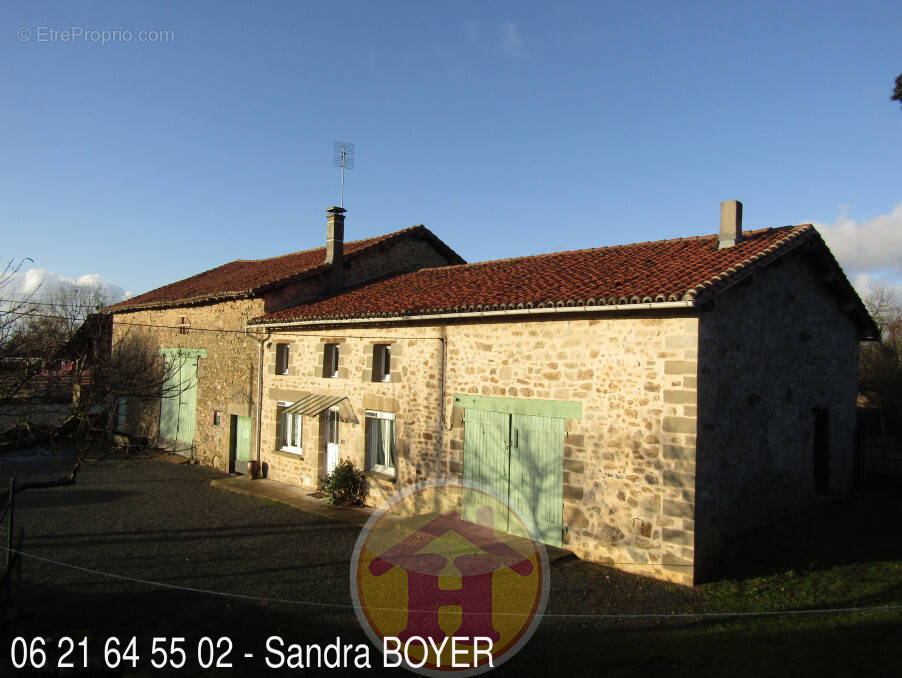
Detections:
[245, 300, 697, 329]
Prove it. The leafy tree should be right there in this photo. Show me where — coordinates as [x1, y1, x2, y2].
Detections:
[893, 73, 902, 110]
[1, 267, 185, 454]
[859, 283, 902, 428]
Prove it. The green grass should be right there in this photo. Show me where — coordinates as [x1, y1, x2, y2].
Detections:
[540, 483, 902, 677]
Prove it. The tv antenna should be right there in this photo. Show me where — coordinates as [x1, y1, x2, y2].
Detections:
[332, 141, 355, 208]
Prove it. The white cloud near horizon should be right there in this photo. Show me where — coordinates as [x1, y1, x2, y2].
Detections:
[4, 268, 131, 307]
[814, 201, 902, 297]
[500, 21, 526, 60]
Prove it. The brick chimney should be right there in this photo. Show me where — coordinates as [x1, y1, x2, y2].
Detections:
[718, 200, 743, 249]
[324, 206, 346, 293]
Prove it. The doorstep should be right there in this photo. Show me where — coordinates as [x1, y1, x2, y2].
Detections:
[210, 475, 376, 528]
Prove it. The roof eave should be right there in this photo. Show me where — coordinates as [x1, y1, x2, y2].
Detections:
[245, 299, 697, 330]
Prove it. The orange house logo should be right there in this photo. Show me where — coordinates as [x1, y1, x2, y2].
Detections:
[351, 482, 549, 675]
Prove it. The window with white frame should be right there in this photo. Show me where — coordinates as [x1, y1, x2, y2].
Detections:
[278, 401, 303, 453]
[323, 343, 339, 378]
[365, 410, 395, 473]
[373, 344, 391, 382]
[275, 343, 290, 375]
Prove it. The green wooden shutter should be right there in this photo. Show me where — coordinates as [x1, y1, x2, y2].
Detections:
[462, 407, 510, 531]
[510, 414, 565, 547]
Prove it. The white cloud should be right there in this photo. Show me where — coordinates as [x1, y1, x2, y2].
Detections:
[3, 267, 129, 307]
[814, 201, 902, 288]
[500, 21, 526, 60]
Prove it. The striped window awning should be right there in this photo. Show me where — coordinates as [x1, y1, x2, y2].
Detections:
[283, 394, 358, 424]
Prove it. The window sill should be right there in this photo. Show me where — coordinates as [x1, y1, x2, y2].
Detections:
[364, 470, 396, 483]
[272, 448, 304, 459]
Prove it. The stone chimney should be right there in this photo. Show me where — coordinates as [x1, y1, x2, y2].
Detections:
[718, 200, 743, 249]
[324, 206, 346, 293]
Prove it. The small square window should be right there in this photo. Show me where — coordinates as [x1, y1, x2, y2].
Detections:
[365, 410, 395, 474]
[278, 401, 303, 453]
[323, 343, 339, 378]
[373, 344, 391, 382]
[275, 343, 290, 375]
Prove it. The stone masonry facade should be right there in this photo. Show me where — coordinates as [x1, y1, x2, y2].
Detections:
[111, 298, 265, 471]
[259, 312, 701, 585]
[693, 250, 860, 578]
[109, 229, 460, 471]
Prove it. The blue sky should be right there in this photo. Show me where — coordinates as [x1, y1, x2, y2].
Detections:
[2, 1, 901, 302]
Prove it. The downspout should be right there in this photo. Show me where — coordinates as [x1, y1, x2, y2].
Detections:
[257, 329, 270, 466]
[247, 327, 270, 471]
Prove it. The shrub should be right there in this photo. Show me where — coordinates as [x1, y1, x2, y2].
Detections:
[319, 458, 368, 506]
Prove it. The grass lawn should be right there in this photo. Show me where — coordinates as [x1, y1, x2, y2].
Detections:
[562, 480, 902, 677]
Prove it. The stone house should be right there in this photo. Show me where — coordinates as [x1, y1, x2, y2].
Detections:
[244, 201, 876, 585]
[103, 208, 464, 471]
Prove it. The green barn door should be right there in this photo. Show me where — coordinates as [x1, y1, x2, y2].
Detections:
[159, 356, 181, 440]
[158, 349, 206, 454]
[510, 414, 565, 547]
[462, 408, 510, 531]
[459, 395, 572, 548]
[175, 356, 199, 445]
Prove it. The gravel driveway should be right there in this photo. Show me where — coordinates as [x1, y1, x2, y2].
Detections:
[1, 450, 701, 677]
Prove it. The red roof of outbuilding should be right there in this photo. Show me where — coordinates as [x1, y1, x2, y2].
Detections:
[106, 225, 462, 312]
[250, 224, 839, 325]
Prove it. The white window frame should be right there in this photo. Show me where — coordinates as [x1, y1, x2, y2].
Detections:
[373, 344, 391, 382]
[275, 343, 290, 375]
[324, 343, 339, 378]
[365, 410, 396, 474]
[278, 400, 303, 454]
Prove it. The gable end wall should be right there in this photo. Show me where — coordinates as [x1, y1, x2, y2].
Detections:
[694, 251, 860, 579]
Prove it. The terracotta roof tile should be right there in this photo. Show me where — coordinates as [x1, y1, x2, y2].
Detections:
[107, 225, 459, 312]
[251, 224, 818, 324]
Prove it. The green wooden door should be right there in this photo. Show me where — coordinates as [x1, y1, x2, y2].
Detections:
[159, 359, 180, 440]
[510, 414, 565, 547]
[236, 416, 251, 462]
[461, 399, 567, 547]
[462, 408, 510, 531]
[231, 415, 252, 473]
[175, 356, 199, 444]
[158, 350, 203, 452]
[158, 353, 183, 440]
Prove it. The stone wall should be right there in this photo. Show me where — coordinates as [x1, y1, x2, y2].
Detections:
[259, 328, 446, 505]
[694, 250, 861, 580]
[262, 234, 459, 313]
[109, 228, 459, 470]
[111, 298, 265, 470]
[259, 312, 700, 585]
